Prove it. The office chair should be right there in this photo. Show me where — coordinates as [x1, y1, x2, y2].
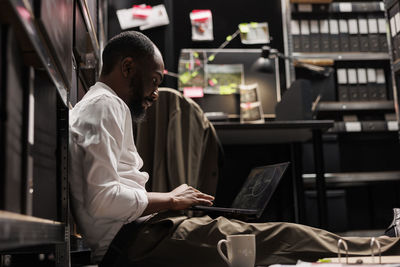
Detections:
[134, 88, 223, 196]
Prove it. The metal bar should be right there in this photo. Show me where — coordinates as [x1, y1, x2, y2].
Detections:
[304, 170, 400, 182]
[317, 101, 394, 112]
[312, 129, 327, 228]
[56, 92, 70, 267]
[78, 0, 99, 55]
[292, 52, 390, 61]
[290, 142, 305, 223]
[0, 211, 65, 250]
[281, 0, 294, 89]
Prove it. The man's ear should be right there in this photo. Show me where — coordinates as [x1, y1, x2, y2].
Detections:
[121, 57, 135, 78]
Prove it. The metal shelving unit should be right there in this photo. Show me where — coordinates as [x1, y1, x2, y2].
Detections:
[303, 171, 400, 187]
[281, 0, 400, 230]
[317, 100, 394, 112]
[2, 0, 69, 106]
[0, 0, 104, 265]
[394, 60, 400, 73]
[385, 0, 400, 133]
[78, 0, 100, 61]
[282, 0, 392, 87]
[293, 52, 390, 61]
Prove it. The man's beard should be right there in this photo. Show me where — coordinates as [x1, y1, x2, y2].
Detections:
[128, 76, 147, 123]
[129, 99, 147, 123]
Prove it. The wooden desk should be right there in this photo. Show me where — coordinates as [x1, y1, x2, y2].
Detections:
[213, 120, 334, 228]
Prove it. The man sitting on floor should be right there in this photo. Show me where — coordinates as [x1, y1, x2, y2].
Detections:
[69, 31, 400, 267]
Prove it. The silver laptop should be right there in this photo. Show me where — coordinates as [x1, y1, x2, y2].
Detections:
[191, 162, 290, 219]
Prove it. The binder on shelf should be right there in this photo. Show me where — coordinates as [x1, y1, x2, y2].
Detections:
[297, 3, 313, 12]
[343, 114, 361, 132]
[357, 68, 368, 101]
[347, 68, 359, 101]
[319, 19, 331, 52]
[331, 2, 384, 13]
[358, 17, 369, 52]
[367, 16, 380, 52]
[339, 19, 350, 52]
[361, 121, 388, 132]
[353, 2, 383, 12]
[348, 19, 360, 52]
[310, 20, 321, 52]
[300, 20, 311, 52]
[376, 68, 387, 100]
[378, 18, 388, 52]
[367, 68, 379, 100]
[329, 19, 340, 52]
[331, 2, 351, 12]
[291, 20, 302, 52]
[337, 68, 349, 101]
[313, 3, 329, 13]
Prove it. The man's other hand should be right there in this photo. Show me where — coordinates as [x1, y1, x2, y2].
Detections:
[168, 184, 214, 210]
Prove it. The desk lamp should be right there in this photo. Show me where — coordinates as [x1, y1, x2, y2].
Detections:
[253, 46, 333, 78]
[253, 46, 334, 119]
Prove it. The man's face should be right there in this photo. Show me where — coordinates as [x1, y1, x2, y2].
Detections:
[128, 52, 164, 122]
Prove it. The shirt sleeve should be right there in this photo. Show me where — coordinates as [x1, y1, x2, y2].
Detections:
[71, 95, 148, 222]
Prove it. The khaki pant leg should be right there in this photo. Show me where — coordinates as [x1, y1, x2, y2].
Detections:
[120, 213, 400, 267]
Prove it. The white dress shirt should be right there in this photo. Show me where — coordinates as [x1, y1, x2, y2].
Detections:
[69, 82, 149, 262]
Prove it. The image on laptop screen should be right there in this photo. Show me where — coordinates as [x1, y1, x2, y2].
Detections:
[231, 162, 290, 218]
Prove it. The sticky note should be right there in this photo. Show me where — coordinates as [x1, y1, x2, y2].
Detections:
[239, 23, 249, 33]
[179, 72, 192, 84]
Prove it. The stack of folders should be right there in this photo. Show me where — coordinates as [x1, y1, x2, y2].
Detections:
[388, 2, 400, 62]
[336, 68, 387, 101]
[292, 2, 385, 13]
[292, 18, 387, 53]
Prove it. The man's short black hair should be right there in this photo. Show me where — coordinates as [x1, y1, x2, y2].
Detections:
[101, 31, 155, 75]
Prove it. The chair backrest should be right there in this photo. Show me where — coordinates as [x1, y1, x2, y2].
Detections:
[134, 88, 223, 195]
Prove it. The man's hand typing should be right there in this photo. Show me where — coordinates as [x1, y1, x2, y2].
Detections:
[142, 184, 214, 216]
[168, 184, 214, 210]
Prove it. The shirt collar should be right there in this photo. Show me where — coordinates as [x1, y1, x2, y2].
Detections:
[95, 81, 118, 97]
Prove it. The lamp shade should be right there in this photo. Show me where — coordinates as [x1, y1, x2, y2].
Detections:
[251, 46, 275, 73]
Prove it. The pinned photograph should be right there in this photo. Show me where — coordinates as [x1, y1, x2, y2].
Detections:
[205, 64, 243, 95]
[190, 10, 214, 41]
[239, 22, 270, 44]
[178, 50, 206, 92]
[240, 83, 264, 123]
[116, 4, 169, 30]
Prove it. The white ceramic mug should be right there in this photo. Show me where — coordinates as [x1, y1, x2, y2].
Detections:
[217, 234, 256, 267]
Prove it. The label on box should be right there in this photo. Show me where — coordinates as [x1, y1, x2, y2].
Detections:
[345, 122, 362, 132]
[367, 68, 377, 83]
[368, 18, 378, 34]
[291, 20, 300, 35]
[387, 121, 399, 131]
[310, 20, 319, 33]
[298, 4, 312, 12]
[320, 20, 329, 34]
[378, 18, 387, 34]
[348, 19, 358, 34]
[339, 20, 348, 33]
[339, 3, 352, 12]
[183, 87, 204, 98]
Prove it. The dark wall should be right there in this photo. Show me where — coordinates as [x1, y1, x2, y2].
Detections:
[108, 0, 284, 89]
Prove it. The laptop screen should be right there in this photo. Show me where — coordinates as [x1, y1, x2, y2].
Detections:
[231, 162, 290, 218]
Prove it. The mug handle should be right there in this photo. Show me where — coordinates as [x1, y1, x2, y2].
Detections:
[217, 239, 231, 266]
